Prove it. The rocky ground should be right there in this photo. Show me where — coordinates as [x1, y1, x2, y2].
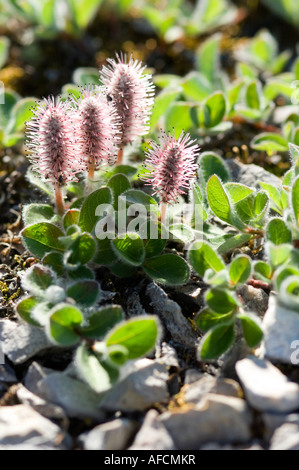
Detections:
[0, 159, 299, 451]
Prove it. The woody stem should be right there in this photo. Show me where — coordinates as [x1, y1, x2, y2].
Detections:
[55, 185, 65, 216]
[116, 148, 123, 165]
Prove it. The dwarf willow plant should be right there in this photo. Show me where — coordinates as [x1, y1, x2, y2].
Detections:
[187, 141, 299, 359]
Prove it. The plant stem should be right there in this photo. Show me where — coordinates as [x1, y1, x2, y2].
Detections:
[55, 185, 64, 216]
[117, 148, 123, 165]
[88, 158, 95, 180]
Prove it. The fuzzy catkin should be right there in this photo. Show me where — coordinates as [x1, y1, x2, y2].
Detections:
[100, 52, 155, 147]
[142, 130, 200, 203]
[72, 86, 120, 170]
[25, 96, 83, 187]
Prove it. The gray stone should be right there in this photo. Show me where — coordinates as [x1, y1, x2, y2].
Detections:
[129, 410, 176, 450]
[0, 319, 53, 364]
[24, 361, 56, 395]
[159, 394, 252, 449]
[270, 420, 299, 450]
[262, 412, 292, 441]
[16, 384, 68, 427]
[237, 285, 269, 317]
[37, 372, 104, 420]
[226, 159, 281, 190]
[79, 418, 138, 450]
[101, 359, 169, 413]
[184, 369, 205, 385]
[146, 282, 198, 348]
[261, 294, 299, 364]
[182, 375, 242, 405]
[0, 364, 17, 384]
[157, 342, 180, 369]
[0, 404, 71, 448]
[236, 356, 299, 413]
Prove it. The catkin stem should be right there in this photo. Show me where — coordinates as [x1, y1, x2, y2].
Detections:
[88, 158, 95, 180]
[55, 186, 65, 216]
[116, 148, 123, 165]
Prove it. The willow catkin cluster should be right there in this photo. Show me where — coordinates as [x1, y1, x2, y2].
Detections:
[72, 86, 120, 170]
[25, 96, 83, 187]
[142, 130, 200, 203]
[100, 52, 155, 147]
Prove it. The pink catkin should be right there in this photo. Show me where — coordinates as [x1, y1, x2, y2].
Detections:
[142, 131, 200, 204]
[100, 52, 155, 147]
[72, 86, 120, 171]
[25, 96, 83, 187]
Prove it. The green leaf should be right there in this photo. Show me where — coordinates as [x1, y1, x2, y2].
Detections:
[217, 233, 252, 255]
[103, 164, 138, 180]
[22, 263, 55, 296]
[49, 304, 83, 346]
[67, 281, 99, 307]
[225, 183, 254, 203]
[16, 297, 42, 327]
[200, 152, 230, 188]
[266, 218, 292, 245]
[205, 287, 239, 314]
[198, 320, 235, 360]
[93, 235, 118, 265]
[279, 275, 299, 312]
[292, 176, 299, 225]
[169, 223, 194, 244]
[237, 313, 263, 347]
[79, 187, 112, 233]
[207, 175, 244, 229]
[274, 265, 299, 290]
[107, 345, 129, 368]
[69, 0, 103, 29]
[251, 133, 288, 154]
[188, 241, 225, 277]
[72, 67, 99, 86]
[42, 252, 64, 276]
[9, 97, 36, 132]
[195, 307, 233, 332]
[63, 209, 80, 230]
[75, 343, 113, 394]
[0, 89, 19, 129]
[253, 260, 273, 282]
[0, 36, 10, 69]
[112, 233, 145, 266]
[196, 33, 221, 83]
[229, 255, 251, 286]
[165, 101, 198, 137]
[67, 266, 95, 281]
[199, 92, 226, 128]
[181, 71, 212, 102]
[143, 254, 190, 285]
[107, 174, 131, 210]
[21, 223, 65, 257]
[80, 305, 124, 340]
[245, 81, 261, 110]
[121, 189, 158, 209]
[66, 233, 96, 266]
[259, 182, 284, 214]
[266, 242, 292, 269]
[23, 204, 54, 226]
[110, 260, 136, 278]
[150, 87, 182, 129]
[143, 220, 167, 258]
[105, 316, 159, 360]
